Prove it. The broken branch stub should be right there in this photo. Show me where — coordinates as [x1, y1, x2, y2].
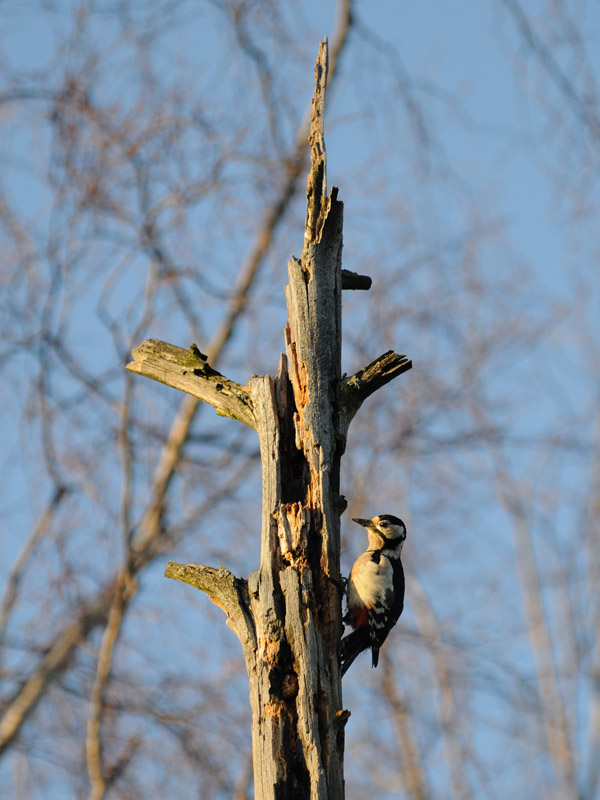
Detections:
[338, 351, 413, 437]
[341, 269, 372, 290]
[164, 561, 256, 656]
[126, 339, 255, 429]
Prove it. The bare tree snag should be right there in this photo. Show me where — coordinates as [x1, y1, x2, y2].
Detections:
[132, 39, 411, 800]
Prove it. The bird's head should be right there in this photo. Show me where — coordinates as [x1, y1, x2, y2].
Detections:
[352, 514, 407, 551]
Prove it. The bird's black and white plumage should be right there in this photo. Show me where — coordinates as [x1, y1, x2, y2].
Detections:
[340, 515, 406, 676]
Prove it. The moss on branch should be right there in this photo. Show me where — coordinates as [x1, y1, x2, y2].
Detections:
[127, 339, 255, 429]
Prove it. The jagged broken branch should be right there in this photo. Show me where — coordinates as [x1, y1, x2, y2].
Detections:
[338, 351, 412, 436]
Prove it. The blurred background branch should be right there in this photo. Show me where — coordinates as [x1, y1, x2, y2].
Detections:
[0, 1, 599, 799]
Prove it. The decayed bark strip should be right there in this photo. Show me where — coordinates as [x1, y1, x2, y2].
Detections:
[305, 40, 329, 243]
[126, 339, 255, 429]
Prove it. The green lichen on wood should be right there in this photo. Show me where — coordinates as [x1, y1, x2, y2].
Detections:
[126, 339, 256, 429]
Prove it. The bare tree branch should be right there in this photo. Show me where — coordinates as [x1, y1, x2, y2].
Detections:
[126, 340, 256, 430]
[410, 576, 473, 800]
[86, 570, 135, 800]
[500, 0, 600, 139]
[338, 352, 412, 437]
[380, 653, 431, 800]
[165, 562, 255, 654]
[0, 486, 68, 668]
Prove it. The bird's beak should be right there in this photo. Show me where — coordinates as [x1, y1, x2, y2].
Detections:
[352, 518, 372, 528]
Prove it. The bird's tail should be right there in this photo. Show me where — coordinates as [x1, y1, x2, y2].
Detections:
[340, 628, 370, 677]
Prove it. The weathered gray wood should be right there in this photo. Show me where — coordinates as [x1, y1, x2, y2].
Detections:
[126, 339, 255, 429]
[248, 368, 308, 798]
[244, 349, 346, 799]
[272, 39, 346, 797]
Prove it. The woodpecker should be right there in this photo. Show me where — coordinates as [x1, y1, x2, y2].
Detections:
[340, 514, 406, 676]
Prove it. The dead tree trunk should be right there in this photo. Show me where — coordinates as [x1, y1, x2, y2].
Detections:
[128, 40, 411, 800]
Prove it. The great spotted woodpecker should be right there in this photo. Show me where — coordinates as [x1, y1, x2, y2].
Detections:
[340, 515, 406, 676]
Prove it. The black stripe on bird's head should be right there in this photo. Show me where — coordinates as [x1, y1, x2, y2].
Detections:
[352, 514, 407, 545]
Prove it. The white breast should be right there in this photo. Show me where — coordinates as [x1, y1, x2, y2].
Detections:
[348, 552, 393, 610]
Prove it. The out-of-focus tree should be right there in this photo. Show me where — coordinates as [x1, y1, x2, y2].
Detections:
[0, 1, 598, 799]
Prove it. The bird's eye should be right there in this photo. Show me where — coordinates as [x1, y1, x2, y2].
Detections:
[380, 520, 389, 527]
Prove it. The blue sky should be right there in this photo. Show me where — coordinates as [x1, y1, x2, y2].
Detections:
[1, 2, 599, 798]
